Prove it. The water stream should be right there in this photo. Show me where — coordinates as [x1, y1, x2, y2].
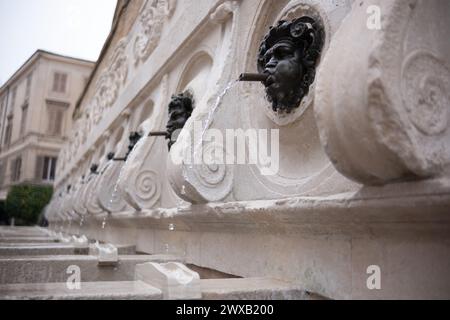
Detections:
[110, 121, 155, 208]
[166, 80, 239, 257]
[67, 217, 72, 234]
[99, 80, 239, 254]
[101, 215, 108, 230]
[195, 79, 239, 155]
[78, 215, 85, 236]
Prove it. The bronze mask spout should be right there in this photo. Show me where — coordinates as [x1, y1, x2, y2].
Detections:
[90, 164, 100, 175]
[239, 73, 269, 82]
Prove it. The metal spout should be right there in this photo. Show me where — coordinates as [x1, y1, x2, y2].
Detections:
[107, 151, 126, 162]
[90, 164, 99, 175]
[149, 131, 169, 138]
[239, 73, 268, 82]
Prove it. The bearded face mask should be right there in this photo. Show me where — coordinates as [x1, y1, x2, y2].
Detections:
[257, 17, 324, 113]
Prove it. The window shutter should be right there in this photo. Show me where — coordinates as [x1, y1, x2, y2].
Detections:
[20, 105, 28, 135]
[25, 73, 32, 97]
[35, 156, 44, 181]
[50, 157, 57, 181]
[0, 163, 4, 185]
[55, 109, 63, 135]
[48, 108, 56, 134]
[43, 157, 50, 180]
[17, 158, 21, 180]
[11, 157, 21, 182]
[10, 160, 15, 181]
[53, 73, 60, 92]
[60, 74, 67, 92]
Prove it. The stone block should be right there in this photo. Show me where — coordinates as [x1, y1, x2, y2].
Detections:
[135, 262, 201, 300]
[0, 255, 181, 284]
[0, 281, 162, 300]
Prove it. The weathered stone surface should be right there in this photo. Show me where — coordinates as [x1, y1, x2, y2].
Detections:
[0, 281, 162, 300]
[90, 243, 136, 255]
[0, 255, 181, 284]
[90, 243, 119, 265]
[0, 238, 59, 244]
[135, 262, 201, 300]
[0, 278, 313, 300]
[315, 0, 450, 185]
[0, 243, 135, 256]
[0, 245, 89, 256]
[201, 278, 319, 300]
[0, 227, 49, 238]
[75, 177, 450, 299]
[38, 0, 450, 300]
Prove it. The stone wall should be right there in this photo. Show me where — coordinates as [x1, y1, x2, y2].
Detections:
[46, 0, 450, 299]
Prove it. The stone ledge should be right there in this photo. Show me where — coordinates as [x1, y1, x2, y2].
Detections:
[0, 237, 59, 244]
[79, 177, 450, 236]
[0, 245, 89, 256]
[62, 179, 450, 299]
[0, 244, 135, 256]
[201, 278, 322, 300]
[0, 255, 183, 285]
[0, 280, 162, 300]
[0, 278, 319, 300]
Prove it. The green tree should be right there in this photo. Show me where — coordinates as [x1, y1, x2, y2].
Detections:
[0, 201, 7, 225]
[5, 185, 53, 226]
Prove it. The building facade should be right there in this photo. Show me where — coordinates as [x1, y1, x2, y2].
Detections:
[0, 50, 94, 199]
[45, 0, 450, 299]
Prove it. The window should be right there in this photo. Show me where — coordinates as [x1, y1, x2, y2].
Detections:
[52, 72, 68, 93]
[0, 96, 5, 125]
[10, 87, 17, 109]
[20, 104, 28, 136]
[46, 100, 68, 136]
[11, 157, 22, 182]
[4, 115, 13, 146]
[0, 162, 5, 185]
[25, 73, 33, 99]
[36, 156, 57, 181]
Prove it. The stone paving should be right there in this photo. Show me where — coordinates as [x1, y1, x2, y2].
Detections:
[0, 227, 313, 300]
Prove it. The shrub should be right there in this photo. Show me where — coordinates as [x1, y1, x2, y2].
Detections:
[5, 185, 53, 226]
[0, 201, 7, 225]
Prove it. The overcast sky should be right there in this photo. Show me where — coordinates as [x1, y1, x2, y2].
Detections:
[0, 0, 117, 86]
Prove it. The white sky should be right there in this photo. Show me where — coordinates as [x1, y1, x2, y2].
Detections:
[0, 0, 117, 86]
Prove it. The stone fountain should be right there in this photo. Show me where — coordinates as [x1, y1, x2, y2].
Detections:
[39, 0, 450, 300]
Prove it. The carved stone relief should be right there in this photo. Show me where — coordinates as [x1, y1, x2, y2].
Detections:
[224, 0, 355, 200]
[167, 1, 239, 203]
[314, 0, 450, 185]
[96, 120, 132, 214]
[134, 0, 177, 66]
[57, 0, 177, 180]
[118, 75, 169, 211]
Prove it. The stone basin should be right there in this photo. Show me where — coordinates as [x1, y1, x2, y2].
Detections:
[0, 254, 181, 284]
[0, 281, 162, 300]
[0, 244, 135, 256]
[0, 277, 315, 300]
[0, 237, 59, 244]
